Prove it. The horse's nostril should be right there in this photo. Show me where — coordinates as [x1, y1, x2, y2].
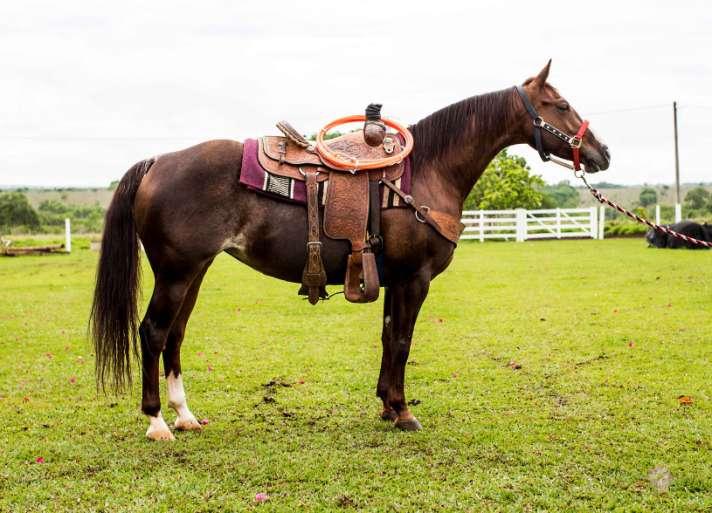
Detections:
[602, 145, 611, 161]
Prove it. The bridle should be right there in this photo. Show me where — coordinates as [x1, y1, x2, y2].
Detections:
[515, 85, 590, 172]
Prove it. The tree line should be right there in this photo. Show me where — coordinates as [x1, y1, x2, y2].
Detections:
[0, 193, 104, 234]
[4, 151, 709, 236]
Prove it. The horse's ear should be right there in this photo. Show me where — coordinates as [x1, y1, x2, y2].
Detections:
[532, 59, 552, 88]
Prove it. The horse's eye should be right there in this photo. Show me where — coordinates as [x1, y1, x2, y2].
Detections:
[556, 102, 570, 112]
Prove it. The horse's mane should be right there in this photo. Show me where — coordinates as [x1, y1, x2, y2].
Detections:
[409, 88, 517, 171]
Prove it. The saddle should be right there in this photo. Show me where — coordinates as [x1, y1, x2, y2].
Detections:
[257, 109, 407, 305]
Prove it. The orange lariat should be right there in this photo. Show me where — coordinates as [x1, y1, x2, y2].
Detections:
[316, 115, 414, 171]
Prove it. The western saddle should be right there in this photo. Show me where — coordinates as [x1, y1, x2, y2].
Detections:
[256, 104, 409, 305]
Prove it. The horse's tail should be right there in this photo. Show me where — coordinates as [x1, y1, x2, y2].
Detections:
[90, 158, 154, 392]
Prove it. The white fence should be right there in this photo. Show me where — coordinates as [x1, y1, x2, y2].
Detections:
[461, 207, 605, 242]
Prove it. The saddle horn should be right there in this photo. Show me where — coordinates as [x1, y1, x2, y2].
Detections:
[363, 103, 386, 147]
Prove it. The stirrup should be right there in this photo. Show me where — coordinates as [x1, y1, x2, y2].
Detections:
[344, 251, 379, 303]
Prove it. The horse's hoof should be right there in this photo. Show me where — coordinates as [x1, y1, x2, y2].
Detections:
[146, 414, 176, 441]
[394, 415, 422, 431]
[380, 408, 398, 422]
[146, 428, 175, 441]
[174, 416, 203, 431]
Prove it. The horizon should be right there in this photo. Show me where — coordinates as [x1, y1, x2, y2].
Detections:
[4, 179, 712, 191]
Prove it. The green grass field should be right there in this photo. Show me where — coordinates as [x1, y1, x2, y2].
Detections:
[1, 240, 710, 512]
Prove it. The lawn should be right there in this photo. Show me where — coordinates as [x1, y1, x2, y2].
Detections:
[0, 239, 710, 512]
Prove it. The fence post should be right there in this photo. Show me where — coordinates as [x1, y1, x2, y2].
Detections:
[479, 210, 484, 243]
[515, 209, 526, 242]
[598, 206, 605, 240]
[655, 204, 661, 225]
[555, 208, 561, 239]
[589, 206, 597, 239]
[64, 218, 71, 253]
[674, 203, 682, 223]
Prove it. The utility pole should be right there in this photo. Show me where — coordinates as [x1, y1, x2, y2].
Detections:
[673, 101, 680, 205]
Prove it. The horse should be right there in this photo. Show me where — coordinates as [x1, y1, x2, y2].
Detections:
[90, 61, 611, 440]
[646, 221, 712, 249]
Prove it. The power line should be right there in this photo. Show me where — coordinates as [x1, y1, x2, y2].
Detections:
[0, 103, 707, 142]
[587, 104, 670, 116]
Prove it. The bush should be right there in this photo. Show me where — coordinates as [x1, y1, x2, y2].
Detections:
[604, 219, 648, 237]
[465, 150, 545, 210]
[684, 187, 710, 211]
[37, 199, 104, 233]
[639, 187, 657, 207]
[0, 192, 40, 232]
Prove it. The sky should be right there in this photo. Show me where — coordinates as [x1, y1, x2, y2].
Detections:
[1, 0, 711, 187]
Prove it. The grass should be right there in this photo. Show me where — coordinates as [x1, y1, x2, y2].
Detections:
[0, 239, 710, 512]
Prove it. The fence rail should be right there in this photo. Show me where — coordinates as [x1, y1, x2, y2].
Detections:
[461, 207, 604, 242]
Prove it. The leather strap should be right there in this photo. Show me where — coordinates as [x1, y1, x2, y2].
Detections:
[381, 179, 464, 245]
[276, 120, 311, 148]
[515, 85, 549, 162]
[368, 180, 383, 252]
[301, 171, 327, 304]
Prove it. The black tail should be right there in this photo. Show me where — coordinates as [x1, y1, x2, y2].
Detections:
[90, 158, 154, 392]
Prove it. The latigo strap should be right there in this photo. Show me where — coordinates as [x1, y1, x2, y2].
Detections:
[299, 171, 327, 304]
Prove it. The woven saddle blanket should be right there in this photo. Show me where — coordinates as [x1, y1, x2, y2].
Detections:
[239, 138, 412, 207]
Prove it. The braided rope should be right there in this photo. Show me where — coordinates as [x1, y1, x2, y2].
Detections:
[579, 174, 712, 248]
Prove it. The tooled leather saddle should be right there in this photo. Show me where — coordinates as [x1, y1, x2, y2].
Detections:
[257, 111, 406, 305]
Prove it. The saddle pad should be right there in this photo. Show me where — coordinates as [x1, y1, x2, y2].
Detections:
[240, 138, 412, 207]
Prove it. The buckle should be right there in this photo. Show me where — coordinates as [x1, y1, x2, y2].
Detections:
[570, 137, 582, 149]
[533, 116, 544, 127]
[414, 205, 430, 223]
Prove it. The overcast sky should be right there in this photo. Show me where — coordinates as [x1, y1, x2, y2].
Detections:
[1, 1, 710, 187]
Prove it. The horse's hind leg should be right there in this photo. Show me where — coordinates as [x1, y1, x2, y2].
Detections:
[163, 261, 212, 431]
[141, 266, 205, 441]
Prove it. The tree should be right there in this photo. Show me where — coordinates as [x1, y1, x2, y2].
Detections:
[464, 150, 544, 210]
[684, 187, 710, 210]
[541, 181, 580, 208]
[0, 192, 40, 230]
[638, 187, 657, 207]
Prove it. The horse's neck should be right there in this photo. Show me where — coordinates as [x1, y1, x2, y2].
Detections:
[410, 88, 526, 212]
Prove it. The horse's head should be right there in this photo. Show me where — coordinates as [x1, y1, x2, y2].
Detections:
[519, 60, 611, 173]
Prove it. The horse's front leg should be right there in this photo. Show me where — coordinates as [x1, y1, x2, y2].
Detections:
[377, 287, 398, 421]
[378, 273, 430, 431]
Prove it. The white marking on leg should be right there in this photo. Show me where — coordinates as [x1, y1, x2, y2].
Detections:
[145, 412, 175, 441]
[167, 371, 201, 431]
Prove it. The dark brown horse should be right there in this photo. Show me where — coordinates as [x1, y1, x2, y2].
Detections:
[91, 62, 610, 440]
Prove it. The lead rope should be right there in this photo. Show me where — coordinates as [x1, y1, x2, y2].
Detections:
[577, 172, 712, 248]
